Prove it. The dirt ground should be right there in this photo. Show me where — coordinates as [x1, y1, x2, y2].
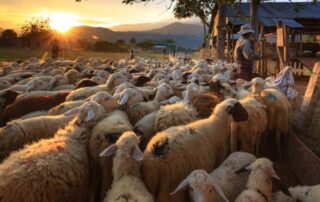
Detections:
[292, 76, 320, 157]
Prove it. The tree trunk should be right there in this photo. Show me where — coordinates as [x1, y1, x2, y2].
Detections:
[215, 3, 226, 59]
[208, 4, 218, 35]
[250, 0, 260, 39]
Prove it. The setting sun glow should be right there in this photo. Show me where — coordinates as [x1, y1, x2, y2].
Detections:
[49, 13, 79, 33]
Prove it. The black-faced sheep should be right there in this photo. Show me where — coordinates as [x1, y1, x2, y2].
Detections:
[230, 97, 268, 155]
[88, 110, 133, 202]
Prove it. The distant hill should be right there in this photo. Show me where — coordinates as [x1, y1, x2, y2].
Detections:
[69, 26, 114, 41]
[148, 22, 204, 36]
[70, 22, 204, 49]
[0, 27, 3, 33]
[110, 20, 170, 32]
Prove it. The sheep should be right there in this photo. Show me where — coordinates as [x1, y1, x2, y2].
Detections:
[0, 101, 105, 202]
[65, 69, 82, 83]
[235, 158, 290, 202]
[256, 88, 291, 158]
[100, 132, 154, 202]
[66, 71, 129, 101]
[0, 78, 11, 90]
[113, 87, 144, 107]
[154, 102, 198, 132]
[230, 97, 268, 155]
[142, 98, 249, 202]
[75, 78, 99, 89]
[0, 91, 70, 126]
[235, 79, 251, 100]
[0, 113, 75, 161]
[191, 92, 223, 119]
[25, 78, 51, 92]
[125, 83, 174, 124]
[49, 100, 86, 115]
[0, 89, 19, 113]
[134, 112, 156, 150]
[171, 152, 256, 202]
[88, 110, 133, 202]
[271, 184, 320, 202]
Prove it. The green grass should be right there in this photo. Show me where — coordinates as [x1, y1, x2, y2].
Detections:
[0, 48, 168, 62]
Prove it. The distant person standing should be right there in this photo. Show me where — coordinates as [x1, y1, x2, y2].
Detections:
[163, 48, 167, 55]
[130, 48, 135, 60]
[51, 39, 61, 59]
[234, 24, 261, 80]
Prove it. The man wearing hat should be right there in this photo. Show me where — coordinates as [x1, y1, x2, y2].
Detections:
[234, 24, 261, 80]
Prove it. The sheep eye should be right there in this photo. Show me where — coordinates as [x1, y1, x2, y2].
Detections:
[190, 187, 194, 192]
[209, 189, 213, 193]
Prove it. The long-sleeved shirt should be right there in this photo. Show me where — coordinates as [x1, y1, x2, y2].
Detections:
[234, 36, 260, 68]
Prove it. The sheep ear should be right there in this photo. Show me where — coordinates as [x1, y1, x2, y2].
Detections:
[99, 144, 118, 157]
[118, 92, 129, 105]
[85, 110, 95, 122]
[212, 179, 230, 202]
[64, 108, 80, 116]
[271, 176, 291, 197]
[132, 145, 144, 161]
[227, 102, 249, 122]
[170, 177, 189, 196]
[235, 163, 251, 174]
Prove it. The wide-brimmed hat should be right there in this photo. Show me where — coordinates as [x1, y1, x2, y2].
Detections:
[238, 24, 255, 35]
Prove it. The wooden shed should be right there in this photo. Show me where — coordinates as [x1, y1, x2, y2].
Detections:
[217, 2, 320, 75]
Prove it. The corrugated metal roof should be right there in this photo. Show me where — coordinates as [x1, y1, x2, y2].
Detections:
[223, 2, 320, 19]
[227, 17, 303, 28]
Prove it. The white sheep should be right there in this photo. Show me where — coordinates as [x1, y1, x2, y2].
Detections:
[142, 98, 249, 202]
[271, 184, 320, 202]
[235, 158, 290, 202]
[100, 131, 154, 202]
[171, 152, 256, 202]
[0, 101, 105, 201]
[235, 79, 251, 100]
[230, 97, 268, 155]
[0, 113, 75, 160]
[88, 110, 133, 202]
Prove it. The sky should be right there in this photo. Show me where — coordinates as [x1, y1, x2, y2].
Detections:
[0, 0, 177, 30]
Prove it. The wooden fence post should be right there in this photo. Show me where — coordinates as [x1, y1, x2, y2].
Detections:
[297, 62, 320, 130]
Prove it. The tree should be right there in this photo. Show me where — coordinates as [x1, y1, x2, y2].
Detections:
[129, 37, 136, 44]
[20, 17, 52, 49]
[115, 39, 126, 46]
[0, 29, 18, 47]
[137, 39, 154, 49]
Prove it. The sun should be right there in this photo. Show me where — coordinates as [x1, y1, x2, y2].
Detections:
[49, 13, 79, 33]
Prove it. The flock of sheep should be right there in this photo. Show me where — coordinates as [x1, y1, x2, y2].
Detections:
[0, 56, 318, 202]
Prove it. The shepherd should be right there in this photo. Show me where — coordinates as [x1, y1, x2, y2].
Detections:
[234, 24, 261, 80]
[51, 38, 62, 59]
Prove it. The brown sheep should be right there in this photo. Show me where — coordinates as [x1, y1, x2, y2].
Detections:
[192, 92, 224, 118]
[0, 91, 70, 126]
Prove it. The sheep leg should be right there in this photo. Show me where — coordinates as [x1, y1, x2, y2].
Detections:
[275, 130, 282, 159]
[230, 124, 238, 153]
[255, 134, 261, 157]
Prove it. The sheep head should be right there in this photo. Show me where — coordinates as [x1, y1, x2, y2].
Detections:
[213, 98, 248, 122]
[99, 131, 143, 161]
[171, 170, 230, 202]
[90, 91, 118, 113]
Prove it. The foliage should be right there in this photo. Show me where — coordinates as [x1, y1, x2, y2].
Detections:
[93, 40, 127, 52]
[115, 39, 126, 46]
[137, 39, 155, 49]
[0, 29, 18, 47]
[20, 17, 53, 49]
[161, 38, 175, 43]
[129, 37, 136, 44]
